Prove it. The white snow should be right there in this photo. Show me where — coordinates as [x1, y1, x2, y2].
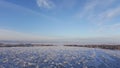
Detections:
[0, 46, 120, 68]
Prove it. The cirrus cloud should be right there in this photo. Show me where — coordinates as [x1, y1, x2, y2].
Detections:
[36, 0, 55, 9]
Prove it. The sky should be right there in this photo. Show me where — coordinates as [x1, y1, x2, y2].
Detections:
[0, 0, 120, 43]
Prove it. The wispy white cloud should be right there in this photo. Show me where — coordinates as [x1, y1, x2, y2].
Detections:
[74, 0, 120, 34]
[37, 0, 55, 9]
[99, 6, 120, 20]
[75, 0, 117, 24]
[0, 0, 60, 22]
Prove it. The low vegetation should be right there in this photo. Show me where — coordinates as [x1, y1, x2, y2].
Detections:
[0, 43, 54, 47]
[64, 45, 120, 50]
[0, 43, 120, 50]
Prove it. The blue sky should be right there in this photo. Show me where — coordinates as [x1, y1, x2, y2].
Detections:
[0, 0, 120, 42]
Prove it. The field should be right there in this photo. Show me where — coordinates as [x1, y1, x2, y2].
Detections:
[0, 46, 120, 68]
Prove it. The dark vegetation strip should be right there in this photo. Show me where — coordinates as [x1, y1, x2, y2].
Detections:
[0, 43, 120, 50]
[0, 43, 54, 47]
[64, 45, 120, 50]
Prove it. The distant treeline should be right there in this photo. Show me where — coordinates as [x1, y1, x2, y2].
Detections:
[0, 43, 54, 47]
[0, 43, 120, 50]
[64, 45, 120, 50]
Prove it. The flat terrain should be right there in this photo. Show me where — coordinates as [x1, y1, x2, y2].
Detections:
[0, 46, 120, 68]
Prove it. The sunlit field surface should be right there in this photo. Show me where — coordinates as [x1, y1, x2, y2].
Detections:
[0, 46, 120, 68]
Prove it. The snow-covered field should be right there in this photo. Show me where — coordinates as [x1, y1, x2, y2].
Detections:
[0, 46, 120, 68]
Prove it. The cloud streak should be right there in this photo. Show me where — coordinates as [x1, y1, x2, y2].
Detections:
[100, 6, 120, 20]
[75, 0, 117, 24]
[74, 0, 120, 34]
[0, 0, 60, 22]
[37, 0, 55, 9]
